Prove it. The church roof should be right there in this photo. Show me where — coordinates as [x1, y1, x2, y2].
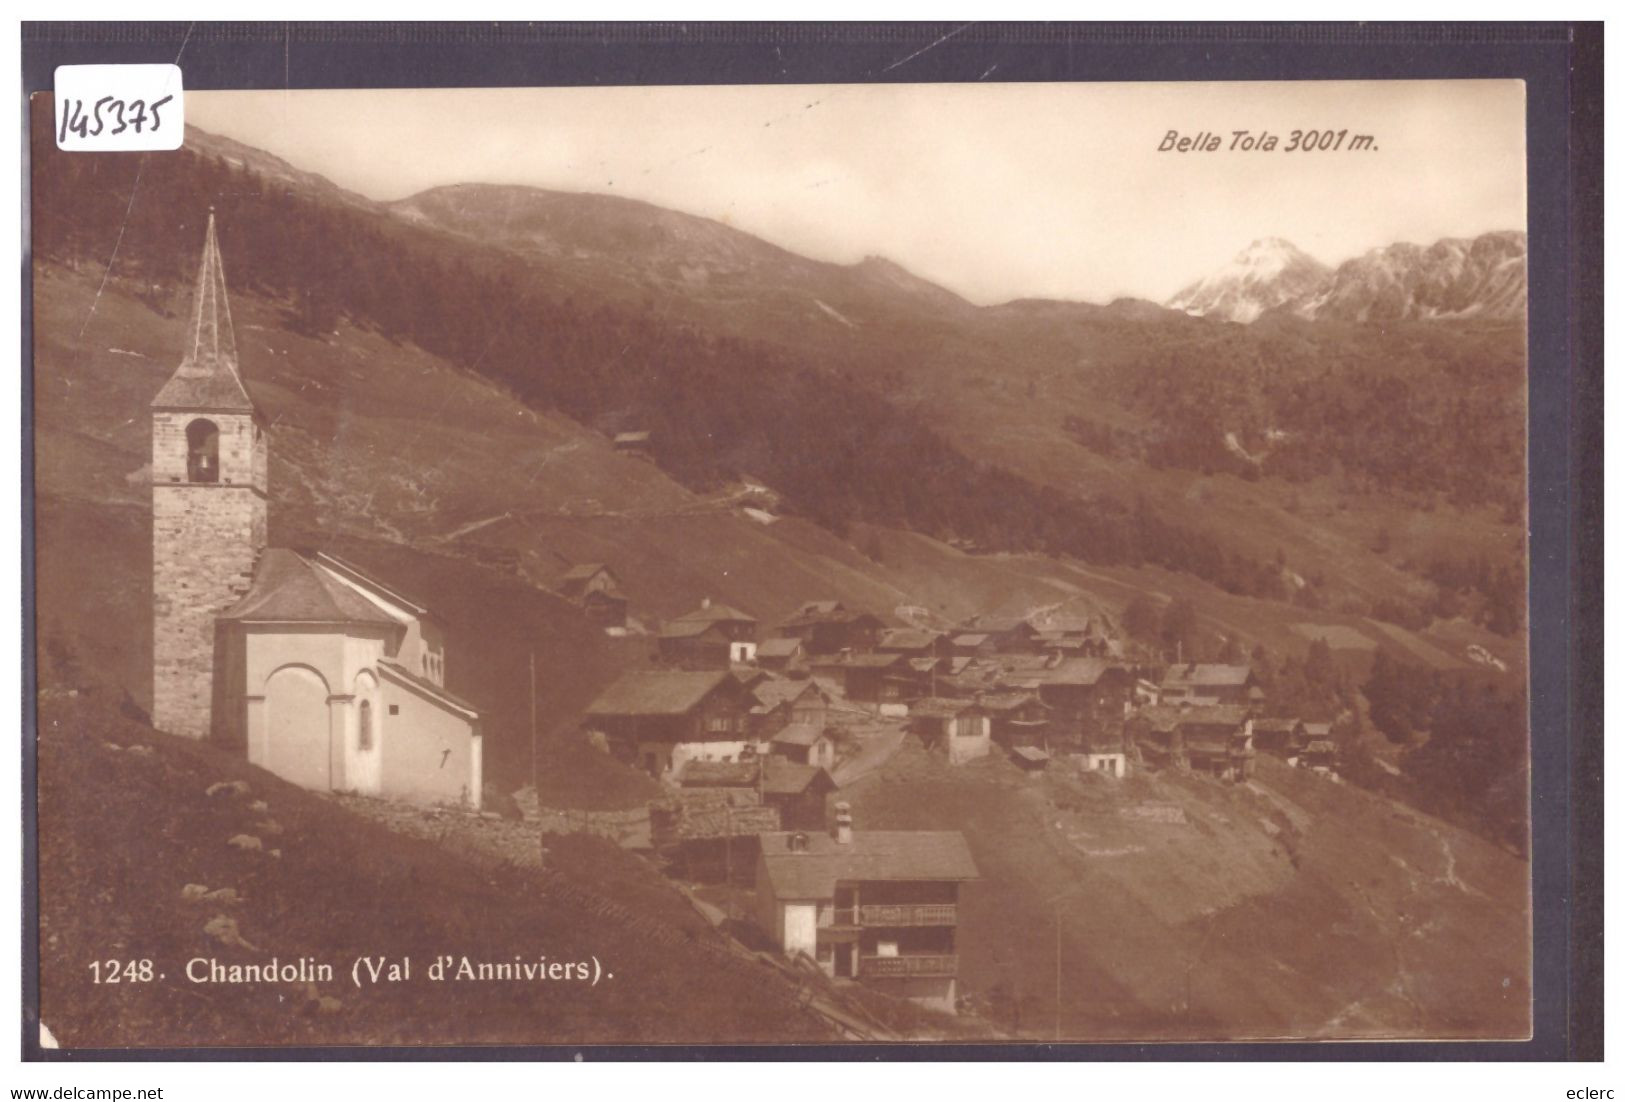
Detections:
[377, 659, 480, 719]
[220, 549, 400, 627]
[152, 211, 256, 413]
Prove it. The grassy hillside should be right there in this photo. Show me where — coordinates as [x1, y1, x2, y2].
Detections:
[843, 741, 1529, 1041]
[36, 692, 835, 1047]
[32, 257, 1521, 803]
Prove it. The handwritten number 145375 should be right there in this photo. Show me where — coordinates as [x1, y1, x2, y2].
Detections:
[58, 95, 174, 142]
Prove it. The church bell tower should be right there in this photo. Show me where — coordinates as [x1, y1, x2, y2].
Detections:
[151, 211, 268, 738]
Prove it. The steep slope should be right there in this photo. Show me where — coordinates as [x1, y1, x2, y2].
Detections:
[844, 742, 1529, 1041]
[1166, 238, 1333, 324]
[36, 692, 837, 1046]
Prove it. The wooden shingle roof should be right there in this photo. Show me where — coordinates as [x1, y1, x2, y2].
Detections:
[584, 669, 734, 717]
[758, 830, 977, 900]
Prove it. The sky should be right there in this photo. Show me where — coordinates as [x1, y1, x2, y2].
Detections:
[188, 80, 1527, 306]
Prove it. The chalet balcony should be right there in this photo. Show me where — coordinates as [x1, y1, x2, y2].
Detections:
[822, 904, 957, 928]
[857, 903, 957, 927]
[860, 954, 959, 978]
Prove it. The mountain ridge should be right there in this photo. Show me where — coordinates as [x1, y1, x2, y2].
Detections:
[1168, 231, 1527, 325]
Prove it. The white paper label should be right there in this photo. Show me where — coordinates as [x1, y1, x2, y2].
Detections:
[54, 64, 184, 152]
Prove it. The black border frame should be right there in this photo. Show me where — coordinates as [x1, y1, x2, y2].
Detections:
[18, 20, 1604, 1063]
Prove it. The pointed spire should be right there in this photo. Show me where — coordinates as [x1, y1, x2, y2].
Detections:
[152, 209, 255, 412]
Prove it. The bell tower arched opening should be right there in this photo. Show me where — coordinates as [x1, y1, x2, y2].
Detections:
[186, 418, 220, 483]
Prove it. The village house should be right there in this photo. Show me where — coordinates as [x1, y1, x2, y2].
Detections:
[554, 563, 629, 629]
[657, 599, 759, 667]
[150, 214, 482, 809]
[583, 668, 755, 779]
[1028, 658, 1132, 729]
[960, 614, 1041, 654]
[672, 756, 836, 835]
[1076, 727, 1130, 778]
[755, 804, 978, 1013]
[977, 690, 1052, 750]
[754, 636, 806, 672]
[750, 677, 834, 739]
[947, 632, 998, 659]
[1300, 723, 1337, 773]
[875, 628, 947, 660]
[1252, 717, 1309, 758]
[769, 725, 837, 771]
[1158, 663, 1261, 707]
[811, 652, 917, 716]
[909, 698, 992, 765]
[761, 759, 839, 831]
[778, 601, 887, 656]
[1130, 704, 1255, 781]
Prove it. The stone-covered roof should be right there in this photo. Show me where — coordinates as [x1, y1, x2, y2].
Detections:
[220, 549, 399, 627]
[675, 760, 760, 788]
[759, 830, 978, 900]
[910, 697, 984, 720]
[1135, 703, 1251, 732]
[876, 628, 942, 652]
[753, 679, 824, 709]
[761, 759, 832, 797]
[584, 669, 735, 717]
[152, 212, 255, 414]
[672, 601, 756, 626]
[1160, 663, 1254, 690]
[770, 723, 825, 748]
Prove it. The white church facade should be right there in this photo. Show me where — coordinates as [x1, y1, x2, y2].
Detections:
[150, 212, 482, 809]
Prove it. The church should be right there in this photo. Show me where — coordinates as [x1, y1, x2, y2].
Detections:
[150, 212, 483, 809]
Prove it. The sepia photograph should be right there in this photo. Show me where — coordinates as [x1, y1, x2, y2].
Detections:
[28, 70, 1541, 1051]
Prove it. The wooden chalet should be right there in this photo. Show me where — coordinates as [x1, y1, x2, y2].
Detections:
[770, 724, 837, 771]
[1301, 723, 1336, 772]
[658, 600, 760, 667]
[1158, 663, 1260, 707]
[554, 563, 629, 628]
[755, 636, 806, 672]
[812, 652, 919, 716]
[1130, 704, 1255, 781]
[909, 697, 992, 765]
[761, 758, 838, 831]
[1252, 717, 1308, 757]
[755, 804, 977, 1013]
[976, 690, 1052, 749]
[778, 601, 886, 656]
[875, 628, 947, 659]
[960, 614, 1041, 653]
[751, 677, 834, 739]
[583, 668, 755, 779]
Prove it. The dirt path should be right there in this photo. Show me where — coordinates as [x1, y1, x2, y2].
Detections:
[833, 727, 906, 786]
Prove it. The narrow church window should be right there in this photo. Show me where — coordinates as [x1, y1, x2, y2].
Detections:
[358, 699, 374, 751]
[185, 418, 220, 483]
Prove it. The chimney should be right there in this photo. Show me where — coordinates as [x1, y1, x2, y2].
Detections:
[701, 596, 712, 610]
[833, 801, 853, 845]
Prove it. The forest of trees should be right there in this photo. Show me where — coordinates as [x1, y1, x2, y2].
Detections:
[1081, 322, 1527, 518]
[1360, 649, 1528, 853]
[32, 121, 1292, 599]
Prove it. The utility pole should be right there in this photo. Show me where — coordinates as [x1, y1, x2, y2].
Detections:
[1054, 900, 1062, 1042]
